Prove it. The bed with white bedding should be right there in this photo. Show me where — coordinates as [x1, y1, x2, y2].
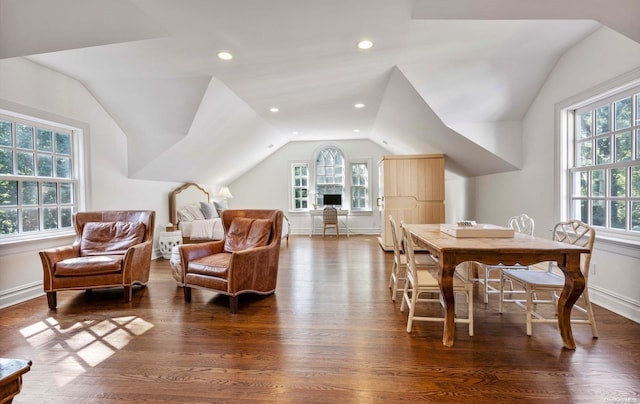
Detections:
[169, 182, 289, 244]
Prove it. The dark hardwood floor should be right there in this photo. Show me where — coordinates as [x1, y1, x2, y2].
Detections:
[1, 235, 638, 403]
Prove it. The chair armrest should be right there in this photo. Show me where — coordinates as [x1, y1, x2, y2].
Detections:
[39, 245, 80, 291]
[122, 240, 153, 284]
[180, 241, 225, 264]
[39, 244, 80, 265]
[227, 243, 279, 294]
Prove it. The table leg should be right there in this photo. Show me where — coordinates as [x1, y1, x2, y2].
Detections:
[556, 254, 585, 350]
[440, 256, 457, 347]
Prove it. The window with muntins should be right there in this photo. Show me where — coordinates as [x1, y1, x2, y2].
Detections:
[569, 84, 640, 237]
[0, 113, 78, 239]
[291, 163, 309, 210]
[351, 161, 369, 210]
[289, 146, 372, 212]
[315, 147, 344, 207]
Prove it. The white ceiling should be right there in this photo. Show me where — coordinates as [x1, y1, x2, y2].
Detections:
[2, 0, 637, 184]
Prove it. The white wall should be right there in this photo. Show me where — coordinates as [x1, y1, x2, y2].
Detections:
[230, 139, 473, 237]
[0, 58, 178, 308]
[473, 27, 640, 322]
[228, 139, 389, 235]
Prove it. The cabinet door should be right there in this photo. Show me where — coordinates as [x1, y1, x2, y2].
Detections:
[379, 155, 445, 250]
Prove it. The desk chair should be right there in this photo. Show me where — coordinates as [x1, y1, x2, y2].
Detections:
[322, 207, 339, 238]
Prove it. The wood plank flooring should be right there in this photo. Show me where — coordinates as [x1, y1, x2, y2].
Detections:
[1, 235, 638, 403]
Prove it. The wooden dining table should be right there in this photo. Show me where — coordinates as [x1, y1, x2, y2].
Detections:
[403, 224, 591, 349]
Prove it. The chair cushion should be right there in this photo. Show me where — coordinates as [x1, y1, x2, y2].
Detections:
[80, 221, 145, 256]
[224, 217, 272, 252]
[188, 253, 232, 277]
[55, 255, 124, 276]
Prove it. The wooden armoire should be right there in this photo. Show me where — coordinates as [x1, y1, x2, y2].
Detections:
[377, 154, 445, 251]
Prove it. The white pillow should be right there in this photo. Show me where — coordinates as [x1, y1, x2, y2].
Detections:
[200, 201, 219, 219]
[185, 204, 206, 220]
[177, 207, 195, 222]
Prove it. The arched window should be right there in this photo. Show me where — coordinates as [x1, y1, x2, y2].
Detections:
[315, 147, 344, 207]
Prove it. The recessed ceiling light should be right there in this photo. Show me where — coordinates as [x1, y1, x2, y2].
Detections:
[354, 103, 365, 108]
[353, 129, 360, 133]
[217, 51, 233, 60]
[270, 107, 279, 113]
[357, 40, 373, 50]
[292, 131, 299, 135]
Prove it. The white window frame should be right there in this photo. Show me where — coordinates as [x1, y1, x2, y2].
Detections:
[0, 104, 86, 244]
[290, 161, 309, 212]
[314, 146, 345, 208]
[557, 69, 640, 247]
[350, 159, 371, 212]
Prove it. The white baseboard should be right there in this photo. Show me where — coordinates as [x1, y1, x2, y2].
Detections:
[591, 285, 640, 323]
[291, 227, 381, 236]
[0, 281, 44, 310]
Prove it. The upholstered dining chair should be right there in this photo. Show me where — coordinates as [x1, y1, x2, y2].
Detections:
[399, 222, 474, 336]
[387, 215, 439, 302]
[499, 219, 597, 338]
[478, 213, 535, 303]
[322, 207, 339, 238]
[39, 210, 156, 309]
[179, 209, 283, 313]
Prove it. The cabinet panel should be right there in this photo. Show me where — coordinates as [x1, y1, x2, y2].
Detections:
[378, 154, 445, 251]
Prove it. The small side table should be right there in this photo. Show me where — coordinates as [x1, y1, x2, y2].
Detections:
[159, 230, 182, 259]
[0, 358, 31, 404]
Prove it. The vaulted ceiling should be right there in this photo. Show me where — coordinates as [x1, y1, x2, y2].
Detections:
[2, 0, 638, 185]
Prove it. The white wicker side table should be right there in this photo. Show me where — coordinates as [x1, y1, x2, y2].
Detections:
[169, 245, 184, 286]
[159, 230, 182, 259]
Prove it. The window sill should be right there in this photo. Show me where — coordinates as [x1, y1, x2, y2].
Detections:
[0, 230, 75, 257]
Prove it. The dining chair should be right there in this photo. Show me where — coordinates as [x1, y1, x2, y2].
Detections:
[498, 219, 597, 338]
[477, 213, 535, 303]
[387, 215, 439, 301]
[322, 207, 339, 238]
[399, 222, 474, 336]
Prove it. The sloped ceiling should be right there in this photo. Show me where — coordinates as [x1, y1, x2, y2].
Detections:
[2, 0, 637, 184]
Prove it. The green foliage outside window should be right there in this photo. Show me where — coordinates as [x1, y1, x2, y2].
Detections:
[572, 92, 640, 233]
[0, 115, 76, 237]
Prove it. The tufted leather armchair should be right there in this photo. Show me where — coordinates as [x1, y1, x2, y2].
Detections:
[179, 209, 283, 313]
[39, 210, 155, 309]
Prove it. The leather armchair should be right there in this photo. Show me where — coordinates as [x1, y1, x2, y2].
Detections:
[179, 209, 283, 313]
[39, 210, 155, 309]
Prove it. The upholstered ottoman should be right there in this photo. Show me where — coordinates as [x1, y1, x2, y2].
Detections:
[169, 246, 184, 286]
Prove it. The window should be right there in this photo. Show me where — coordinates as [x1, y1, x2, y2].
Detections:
[567, 83, 640, 238]
[315, 147, 344, 207]
[289, 146, 372, 212]
[350, 161, 369, 211]
[0, 112, 79, 240]
[291, 162, 309, 210]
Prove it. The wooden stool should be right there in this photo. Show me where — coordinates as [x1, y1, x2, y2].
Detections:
[0, 358, 31, 403]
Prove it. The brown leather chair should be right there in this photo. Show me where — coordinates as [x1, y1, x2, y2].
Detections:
[39, 210, 155, 309]
[179, 209, 283, 313]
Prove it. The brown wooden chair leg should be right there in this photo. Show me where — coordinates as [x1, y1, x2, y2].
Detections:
[229, 296, 238, 313]
[46, 292, 57, 310]
[184, 286, 192, 302]
[124, 286, 132, 302]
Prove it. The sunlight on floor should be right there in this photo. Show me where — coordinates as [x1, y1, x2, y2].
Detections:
[19, 316, 154, 387]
